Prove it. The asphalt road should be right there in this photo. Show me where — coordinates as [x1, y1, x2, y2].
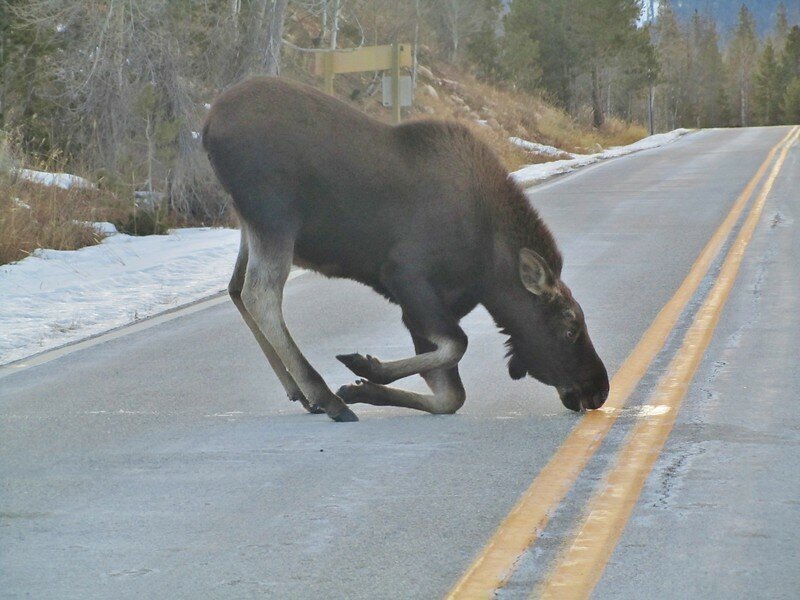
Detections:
[1, 126, 798, 599]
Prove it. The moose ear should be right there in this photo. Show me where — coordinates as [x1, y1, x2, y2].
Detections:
[519, 248, 555, 296]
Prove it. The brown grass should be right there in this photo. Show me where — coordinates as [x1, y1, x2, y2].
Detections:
[0, 173, 198, 265]
[1, 176, 116, 264]
[340, 63, 648, 171]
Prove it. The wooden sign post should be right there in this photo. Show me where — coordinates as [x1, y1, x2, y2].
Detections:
[390, 43, 402, 124]
[313, 43, 413, 123]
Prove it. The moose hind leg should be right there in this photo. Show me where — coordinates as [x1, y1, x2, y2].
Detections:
[240, 230, 357, 422]
[228, 231, 323, 414]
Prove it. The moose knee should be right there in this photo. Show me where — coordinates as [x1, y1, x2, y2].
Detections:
[429, 388, 466, 415]
[240, 282, 281, 325]
[432, 334, 468, 369]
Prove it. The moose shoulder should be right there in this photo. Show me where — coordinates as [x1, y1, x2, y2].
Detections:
[202, 77, 609, 422]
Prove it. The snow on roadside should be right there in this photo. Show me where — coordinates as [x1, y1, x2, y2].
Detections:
[509, 137, 576, 158]
[511, 129, 692, 187]
[0, 228, 240, 365]
[14, 168, 95, 190]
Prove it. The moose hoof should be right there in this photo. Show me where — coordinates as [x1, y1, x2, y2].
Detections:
[336, 353, 386, 383]
[289, 392, 325, 414]
[336, 380, 369, 404]
[329, 404, 359, 422]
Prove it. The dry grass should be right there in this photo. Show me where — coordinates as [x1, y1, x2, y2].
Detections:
[1, 175, 117, 265]
[0, 129, 232, 265]
[288, 58, 648, 172]
[399, 65, 647, 170]
[0, 173, 198, 265]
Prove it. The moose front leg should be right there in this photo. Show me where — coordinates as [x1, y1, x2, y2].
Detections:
[337, 335, 467, 414]
[336, 262, 467, 384]
[336, 333, 465, 384]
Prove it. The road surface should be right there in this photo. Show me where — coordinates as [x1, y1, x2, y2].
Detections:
[2, 126, 798, 599]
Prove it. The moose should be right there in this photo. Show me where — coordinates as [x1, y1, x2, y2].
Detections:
[202, 77, 609, 422]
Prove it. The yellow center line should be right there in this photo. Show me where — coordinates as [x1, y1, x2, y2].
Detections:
[444, 125, 799, 600]
[537, 125, 800, 600]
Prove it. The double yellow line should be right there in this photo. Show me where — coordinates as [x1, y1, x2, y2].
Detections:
[447, 126, 799, 600]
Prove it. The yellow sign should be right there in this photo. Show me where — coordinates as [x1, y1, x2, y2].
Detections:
[313, 44, 412, 76]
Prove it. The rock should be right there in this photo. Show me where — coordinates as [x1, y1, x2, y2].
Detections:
[421, 84, 438, 99]
[590, 142, 603, 153]
[486, 118, 501, 130]
[421, 106, 436, 115]
[440, 78, 463, 92]
[417, 65, 434, 81]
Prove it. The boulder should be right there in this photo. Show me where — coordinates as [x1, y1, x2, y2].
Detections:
[421, 84, 439, 99]
[417, 65, 434, 81]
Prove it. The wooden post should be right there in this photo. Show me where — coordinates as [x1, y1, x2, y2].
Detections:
[324, 52, 334, 95]
[391, 43, 402, 124]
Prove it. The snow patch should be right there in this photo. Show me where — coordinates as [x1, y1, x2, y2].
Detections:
[71, 221, 119, 235]
[509, 137, 575, 158]
[0, 228, 241, 365]
[15, 168, 95, 190]
[511, 129, 692, 187]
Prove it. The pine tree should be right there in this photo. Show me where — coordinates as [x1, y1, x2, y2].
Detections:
[571, 0, 642, 127]
[654, 0, 690, 130]
[466, 1, 506, 82]
[783, 77, 800, 123]
[728, 4, 759, 126]
[774, 2, 790, 48]
[754, 40, 784, 124]
[689, 13, 727, 128]
[784, 26, 800, 81]
[503, 0, 574, 106]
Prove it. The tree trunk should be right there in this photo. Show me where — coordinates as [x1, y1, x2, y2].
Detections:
[330, 0, 341, 51]
[263, 0, 289, 76]
[412, 0, 420, 86]
[739, 70, 747, 126]
[591, 65, 605, 128]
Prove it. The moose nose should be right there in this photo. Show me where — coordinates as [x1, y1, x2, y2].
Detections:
[585, 371, 610, 409]
[557, 372, 610, 412]
[583, 388, 609, 410]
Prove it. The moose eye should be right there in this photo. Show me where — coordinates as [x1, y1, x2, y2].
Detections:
[565, 328, 577, 340]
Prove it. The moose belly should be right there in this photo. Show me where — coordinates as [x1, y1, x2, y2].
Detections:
[292, 255, 344, 278]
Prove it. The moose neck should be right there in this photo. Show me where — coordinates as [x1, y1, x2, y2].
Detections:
[480, 245, 534, 340]
[479, 181, 563, 337]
